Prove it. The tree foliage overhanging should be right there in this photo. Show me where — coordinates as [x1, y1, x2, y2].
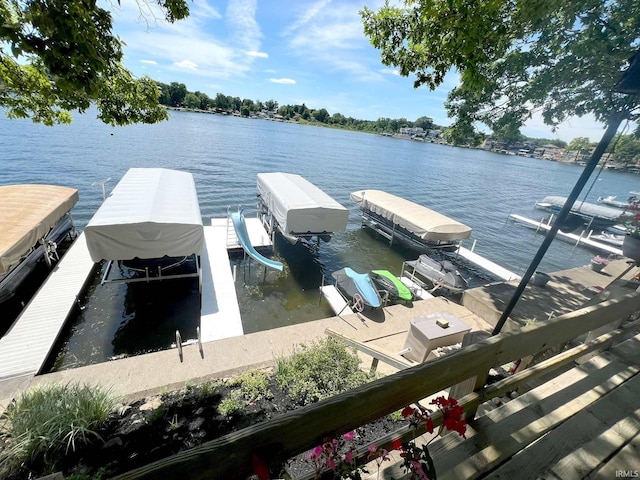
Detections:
[361, 0, 640, 144]
[0, 0, 190, 126]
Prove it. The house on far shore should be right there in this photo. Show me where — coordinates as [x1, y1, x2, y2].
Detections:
[533, 144, 563, 161]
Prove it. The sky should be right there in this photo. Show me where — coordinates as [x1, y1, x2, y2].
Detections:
[110, 0, 608, 143]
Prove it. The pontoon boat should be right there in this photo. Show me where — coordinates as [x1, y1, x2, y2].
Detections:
[0, 184, 78, 306]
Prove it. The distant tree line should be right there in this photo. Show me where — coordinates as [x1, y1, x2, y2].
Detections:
[157, 81, 639, 161]
[156, 81, 439, 134]
[567, 134, 640, 166]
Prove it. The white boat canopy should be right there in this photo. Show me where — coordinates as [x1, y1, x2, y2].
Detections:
[0, 184, 78, 275]
[350, 189, 472, 242]
[85, 168, 204, 262]
[257, 172, 348, 235]
[538, 196, 628, 221]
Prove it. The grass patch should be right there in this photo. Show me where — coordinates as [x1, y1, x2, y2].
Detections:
[235, 369, 271, 402]
[275, 337, 372, 405]
[0, 383, 118, 476]
[217, 391, 245, 417]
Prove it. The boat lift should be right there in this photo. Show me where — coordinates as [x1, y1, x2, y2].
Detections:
[508, 213, 623, 256]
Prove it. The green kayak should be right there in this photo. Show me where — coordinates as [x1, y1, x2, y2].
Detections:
[370, 270, 413, 301]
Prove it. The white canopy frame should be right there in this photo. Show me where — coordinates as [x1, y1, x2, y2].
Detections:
[84, 168, 204, 289]
[257, 172, 348, 243]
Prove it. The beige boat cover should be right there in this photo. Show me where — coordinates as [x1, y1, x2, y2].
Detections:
[0, 185, 78, 275]
[84, 168, 204, 262]
[350, 189, 472, 242]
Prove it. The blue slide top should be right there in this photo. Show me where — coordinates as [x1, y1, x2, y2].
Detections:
[230, 211, 283, 272]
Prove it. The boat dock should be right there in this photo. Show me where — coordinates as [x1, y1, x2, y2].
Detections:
[456, 245, 521, 281]
[201, 217, 273, 342]
[0, 216, 274, 399]
[0, 233, 95, 382]
[319, 284, 354, 315]
[4, 259, 635, 414]
[509, 213, 623, 256]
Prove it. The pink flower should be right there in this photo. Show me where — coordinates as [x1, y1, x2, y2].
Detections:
[368, 443, 378, 453]
[326, 458, 336, 470]
[307, 445, 323, 460]
[344, 450, 354, 463]
[410, 461, 430, 480]
[342, 430, 356, 441]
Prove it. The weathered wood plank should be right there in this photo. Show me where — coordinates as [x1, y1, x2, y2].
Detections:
[485, 373, 640, 479]
[609, 332, 640, 366]
[590, 431, 640, 479]
[430, 355, 639, 480]
[482, 321, 640, 401]
[495, 292, 640, 365]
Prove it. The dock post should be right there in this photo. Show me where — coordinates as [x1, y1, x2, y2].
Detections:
[176, 330, 183, 362]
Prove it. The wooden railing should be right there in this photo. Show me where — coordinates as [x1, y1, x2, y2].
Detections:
[115, 291, 640, 480]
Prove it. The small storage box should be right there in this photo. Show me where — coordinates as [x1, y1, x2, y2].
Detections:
[402, 312, 471, 363]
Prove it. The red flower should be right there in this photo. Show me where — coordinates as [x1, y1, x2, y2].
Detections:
[252, 454, 270, 480]
[402, 406, 416, 418]
[392, 438, 403, 451]
[426, 417, 434, 434]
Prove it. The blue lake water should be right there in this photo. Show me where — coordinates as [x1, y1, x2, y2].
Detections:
[2, 110, 639, 370]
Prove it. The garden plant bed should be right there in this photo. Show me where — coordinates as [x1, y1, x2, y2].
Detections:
[0, 338, 409, 480]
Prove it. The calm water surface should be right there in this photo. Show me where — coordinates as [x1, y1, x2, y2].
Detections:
[2, 110, 639, 370]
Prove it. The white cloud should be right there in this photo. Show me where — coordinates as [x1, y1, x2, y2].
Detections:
[227, 0, 261, 53]
[380, 68, 400, 76]
[173, 60, 199, 71]
[247, 51, 268, 58]
[270, 78, 296, 84]
[141, 59, 157, 65]
[282, 2, 380, 80]
[283, 0, 332, 35]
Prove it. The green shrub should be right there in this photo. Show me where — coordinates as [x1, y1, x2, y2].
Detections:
[0, 383, 117, 476]
[275, 337, 371, 405]
[217, 391, 245, 417]
[236, 369, 270, 401]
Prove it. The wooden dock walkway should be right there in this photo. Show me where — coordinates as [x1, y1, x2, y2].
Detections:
[200, 217, 274, 342]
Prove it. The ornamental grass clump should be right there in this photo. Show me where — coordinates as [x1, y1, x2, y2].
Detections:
[275, 337, 371, 405]
[0, 383, 117, 477]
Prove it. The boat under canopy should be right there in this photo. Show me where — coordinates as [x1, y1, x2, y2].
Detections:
[0, 184, 78, 276]
[350, 189, 472, 249]
[257, 172, 348, 242]
[85, 168, 204, 264]
[536, 195, 632, 226]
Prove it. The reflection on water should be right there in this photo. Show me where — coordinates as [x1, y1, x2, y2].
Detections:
[45, 262, 200, 372]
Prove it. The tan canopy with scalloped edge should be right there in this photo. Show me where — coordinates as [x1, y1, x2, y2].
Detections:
[350, 189, 471, 242]
[0, 184, 78, 275]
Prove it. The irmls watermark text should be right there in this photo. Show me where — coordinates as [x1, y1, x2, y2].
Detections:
[616, 471, 640, 478]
